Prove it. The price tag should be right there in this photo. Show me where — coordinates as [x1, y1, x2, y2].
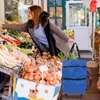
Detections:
[39, 65, 48, 72]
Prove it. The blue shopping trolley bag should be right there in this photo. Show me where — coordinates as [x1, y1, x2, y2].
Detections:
[62, 43, 87, 94]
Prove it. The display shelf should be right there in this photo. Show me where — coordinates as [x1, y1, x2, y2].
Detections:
[0, 65, 23, 100]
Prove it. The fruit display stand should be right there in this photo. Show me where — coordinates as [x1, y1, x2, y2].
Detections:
[0, 40, 30, 100]
[13, 52, 62, 100]
[92, 27, 100, 90]
[97, 43, 100, 90]
[0, 65, 23, 100]
[63, 29, 74, 39]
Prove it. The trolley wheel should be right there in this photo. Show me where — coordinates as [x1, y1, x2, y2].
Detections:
[80, 94, 84, 98]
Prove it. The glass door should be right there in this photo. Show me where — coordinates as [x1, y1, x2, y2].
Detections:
[48, 0, 66, 29]
[66, 1, 92, 50]
[68, 3, 89, 27]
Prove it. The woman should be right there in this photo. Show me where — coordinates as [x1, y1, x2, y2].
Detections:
[1, 5, 74, 56]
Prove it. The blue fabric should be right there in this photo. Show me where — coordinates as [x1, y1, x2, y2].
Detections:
[62, 59, 87, 94]
[63, 60, 86, 67]
[62, 67, 86, 79]
[62, 60, 86, 79]
[62, 80, 86, 94]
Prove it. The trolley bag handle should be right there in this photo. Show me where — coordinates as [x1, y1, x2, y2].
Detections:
[69, 42, 80, 59]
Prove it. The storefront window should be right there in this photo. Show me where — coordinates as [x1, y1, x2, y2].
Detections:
[50, 7, 55, 17]
[69, 3, 89, 27]
[49, 0, 55, 6]
[48, 0, 64, 29]
[96, 8, 100, 27]
[56, 7, 62, 17]
[56, 0, 62, 6]
[50, 18, 55, 24]
[5, 0, 32, 23]
[57, 19, 62, 28]
[5, 0, 18, 22]
[5, 0, 45, 23]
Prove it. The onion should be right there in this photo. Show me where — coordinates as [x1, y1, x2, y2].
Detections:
[33, 67, 38, 72]
[27, 67, 33, 73]
[29, 72, 34, 76]
[34, 75, 41, 81]
[28, 76, 34, 81]
[24, 75, 28, 80]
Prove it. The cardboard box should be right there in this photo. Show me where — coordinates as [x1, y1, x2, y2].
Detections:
[13, 78, 61, 100]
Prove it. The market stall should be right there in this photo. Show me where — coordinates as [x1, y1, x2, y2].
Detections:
[0, 36, 32, 99]
[0, 25, 34, 99]
[94, 27, 100, 90]
[0, 25, 63, 99]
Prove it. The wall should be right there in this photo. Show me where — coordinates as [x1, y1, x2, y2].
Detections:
[0, 0, 5, 23]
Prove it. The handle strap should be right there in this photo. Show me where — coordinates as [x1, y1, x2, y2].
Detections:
[69, 43, 80, 58]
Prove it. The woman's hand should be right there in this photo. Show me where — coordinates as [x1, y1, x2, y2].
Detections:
[68, 38, 75, 43]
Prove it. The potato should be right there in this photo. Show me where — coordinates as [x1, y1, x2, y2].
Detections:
[56, 74, 61, 81]
[52, 56, 57, 60]
[42, 52, 48, 56]
[28, 76, 34, 81]
[57, 65, 62, 71]
[36, 59, 41, 64]
[45, 76, 53, 82]
[24, 75, 28, 80]
[42, 56, 48, 59]
[27, 67, 34, 73]
[31, 57, 36, 67]
[47, 65, 52, 69]
[48, 54, 52, 58]
[49, 58, 54, 62]
[36, 64, 42, 67]
[48, 67, 55, 73]
[34, 75, 41, 81]
[33, 67, 38, 72]
[43, 59, 48, 63]
[29, 72, 35, 76]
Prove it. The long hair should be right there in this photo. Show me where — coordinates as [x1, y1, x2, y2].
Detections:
[28, 5, 43, 28]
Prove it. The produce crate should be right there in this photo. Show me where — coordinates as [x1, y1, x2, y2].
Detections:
[13, 78, 61, 100]
[12, 52, 62, 100]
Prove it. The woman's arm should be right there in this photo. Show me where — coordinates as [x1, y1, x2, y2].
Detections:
[2, 22, 28, 32]
[49, 21, 70, 42]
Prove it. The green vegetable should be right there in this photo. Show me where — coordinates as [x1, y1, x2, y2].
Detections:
[58, 52, 66, 60]
[67, 52, 75, 60]
[6, 45, 32, 55]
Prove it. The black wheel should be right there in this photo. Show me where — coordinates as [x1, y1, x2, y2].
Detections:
[80, 94, 84, 98]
